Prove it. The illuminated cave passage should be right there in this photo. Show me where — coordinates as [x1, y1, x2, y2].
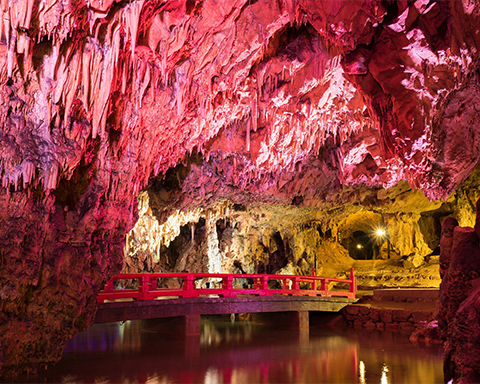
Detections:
[123, 164, 480, 291]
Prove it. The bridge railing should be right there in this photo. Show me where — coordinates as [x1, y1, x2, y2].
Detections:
[97, 268, 356, 303]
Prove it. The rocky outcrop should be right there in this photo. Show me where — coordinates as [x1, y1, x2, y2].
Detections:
[2, 0, 480, 376]
[0, 185, 134, 374]
[438, 201, 480, 383]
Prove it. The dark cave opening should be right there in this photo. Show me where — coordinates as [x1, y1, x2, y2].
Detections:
[344, 230, 374, 260]
[216, 218, 231, 242]
[159, 218, 207, 270]
[258, 231, 290, 274]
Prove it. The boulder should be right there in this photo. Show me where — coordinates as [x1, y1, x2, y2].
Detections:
[403, 254, 425, 269]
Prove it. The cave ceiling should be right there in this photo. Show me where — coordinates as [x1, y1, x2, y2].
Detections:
[2, 0, 480, 219]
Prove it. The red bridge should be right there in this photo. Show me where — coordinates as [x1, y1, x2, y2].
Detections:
[94, 268, 357, 333]
[97, 268, 357, 302]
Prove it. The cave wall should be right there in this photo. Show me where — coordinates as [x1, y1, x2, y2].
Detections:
[2, 0, 480, 376]
[438, 202, 480, 383]
[0, 184, 134, 373]
[124, 195, 354, 280]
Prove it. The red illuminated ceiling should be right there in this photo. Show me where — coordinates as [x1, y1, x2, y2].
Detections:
[2, 0, 480, 207]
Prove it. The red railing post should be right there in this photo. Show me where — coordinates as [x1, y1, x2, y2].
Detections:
[222, 275, 234, 297]
[150, 278, 157, 291]
[139, 275, 149, 300]
[320, 278, 327, 292]
[259, 275, 269, 295]
[105, 280, 115, 292]
[183, 274, 196, 297]
[222, 275, 233, 290]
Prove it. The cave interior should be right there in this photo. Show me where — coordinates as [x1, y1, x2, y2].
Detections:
[2, 0, 480, 381]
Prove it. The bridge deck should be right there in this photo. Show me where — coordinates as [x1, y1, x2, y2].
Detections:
[95, 295, 358, 323]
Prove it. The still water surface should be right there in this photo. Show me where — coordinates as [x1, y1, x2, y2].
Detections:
[30, 316, 443, 384]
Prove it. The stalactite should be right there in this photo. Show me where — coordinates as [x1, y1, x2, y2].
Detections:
[123, 0, 144, 61]
[246, 117, 251, 152]
[251, 90, 258, 132]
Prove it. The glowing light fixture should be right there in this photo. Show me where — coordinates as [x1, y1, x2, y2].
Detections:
[356, 244, 363, 249]
[376, 228, 386, 237]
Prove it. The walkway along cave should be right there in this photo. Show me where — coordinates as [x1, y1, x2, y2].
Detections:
[1, 1, 480, 382]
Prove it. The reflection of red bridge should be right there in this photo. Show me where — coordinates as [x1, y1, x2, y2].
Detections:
[94, 269, 357, 331]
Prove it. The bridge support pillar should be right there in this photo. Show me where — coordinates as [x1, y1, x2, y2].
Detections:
[183, 314, 201, 336]
[253, 311, 309, 329]
[294, 310, 309, 329]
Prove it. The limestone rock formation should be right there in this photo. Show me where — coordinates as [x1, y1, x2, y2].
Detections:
[2, 0, 480, 377]
[438, 203, 480, 383]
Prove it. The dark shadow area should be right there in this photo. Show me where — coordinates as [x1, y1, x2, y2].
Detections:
[257, 231, 290, 274]
[343, 230, 374, 260]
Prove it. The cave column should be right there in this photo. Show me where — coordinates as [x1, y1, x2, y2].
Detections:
[206, 214, 223, 274]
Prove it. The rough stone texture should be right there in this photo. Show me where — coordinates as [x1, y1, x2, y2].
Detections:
[343, 304, 435, 331]
[409, 320, 441, 346]
[2, 0, 480, 376]
[438, 204, 480, 383]
[403, 254, 425, 269]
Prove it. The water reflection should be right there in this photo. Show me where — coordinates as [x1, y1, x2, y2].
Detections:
[20, 316, 442, 384]
[201, 317, 253, 347]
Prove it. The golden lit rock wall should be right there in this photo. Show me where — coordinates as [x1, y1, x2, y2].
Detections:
[124, 197, 354, 278]
[128, 167, 480, 284]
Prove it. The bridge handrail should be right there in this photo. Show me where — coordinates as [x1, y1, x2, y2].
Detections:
[105, 272, 353, 283]
[97, 267, 357, 303]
